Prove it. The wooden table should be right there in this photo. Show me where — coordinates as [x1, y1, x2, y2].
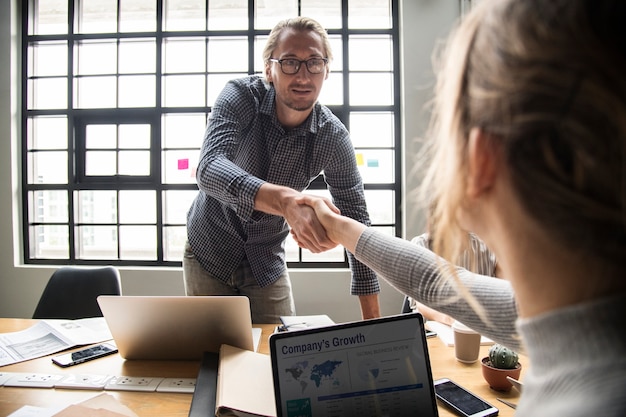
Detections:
[0, 319, 523, 416]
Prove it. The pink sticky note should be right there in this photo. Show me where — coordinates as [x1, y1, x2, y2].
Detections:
[178, 159, 189, 170]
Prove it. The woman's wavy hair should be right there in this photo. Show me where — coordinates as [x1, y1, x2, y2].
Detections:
[422, 0, 626, 273]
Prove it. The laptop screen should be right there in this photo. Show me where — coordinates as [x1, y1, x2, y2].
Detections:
[269, 313, 438, 417]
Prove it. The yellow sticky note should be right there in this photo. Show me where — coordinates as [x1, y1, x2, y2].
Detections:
[356, 153, 364, 166]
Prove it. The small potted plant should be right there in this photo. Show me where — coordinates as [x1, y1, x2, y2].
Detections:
[481, 344, 522, 392]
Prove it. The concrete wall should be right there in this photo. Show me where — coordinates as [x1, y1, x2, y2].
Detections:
[0, 0, 459, 321]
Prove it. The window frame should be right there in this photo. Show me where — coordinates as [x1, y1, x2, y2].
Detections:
[21, 0, 402, 268]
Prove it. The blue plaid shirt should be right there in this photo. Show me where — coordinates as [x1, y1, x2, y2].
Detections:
[187, 75, 379, 295]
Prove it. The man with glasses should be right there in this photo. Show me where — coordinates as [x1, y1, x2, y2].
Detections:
[184, 17, 380, 324]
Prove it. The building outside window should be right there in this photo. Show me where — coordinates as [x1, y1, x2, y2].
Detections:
[22, 0, 401, 267]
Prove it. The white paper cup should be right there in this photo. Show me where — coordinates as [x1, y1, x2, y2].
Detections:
[452, 321, 481, 363]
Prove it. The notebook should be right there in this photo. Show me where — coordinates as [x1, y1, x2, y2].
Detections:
[268, 312, 439, 417]
[97, 295, 254, 360]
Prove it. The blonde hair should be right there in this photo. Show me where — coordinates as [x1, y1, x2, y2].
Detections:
[422, 0, 626, 272]
[262, 16, 333, 67]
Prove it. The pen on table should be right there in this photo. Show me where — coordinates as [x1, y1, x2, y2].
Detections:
[277, 322, 309, 332]
[497, 397, 517, 409]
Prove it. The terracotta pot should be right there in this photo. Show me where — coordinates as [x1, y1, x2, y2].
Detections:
[481, 356, 522, 392]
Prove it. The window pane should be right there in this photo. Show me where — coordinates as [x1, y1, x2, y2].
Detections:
[119, 0, 156, 32]
[163, 75, 206, 107]
[254, 36, 268, 74]
[164, 38, 206, 74]
[301, 244, 345, 262]
[119, 124, 151, 148]
[285, 234, 299, 262]
[164, 0, 206, 31]
[318, 72, 342, 106]
[350, 112, 394, 148]
[255, 0, 298, 29]
[76, 41, 117, 75]
[86, 124, 117, 149]
[207, 73, 247, 107]
[119, 39, 156, 74]
[29, 78, 67, 110]
[365, 190, 395, 224]
[349, 73, 393, 105]
[28, 151, 67, 184]
[328, 36, 343, 71]
[208, 38, 248, 72]
[29, 190, 68, 223]
[119, 150, 151, 175]
[76, 76, 117, 108]
[355, 149, 394, 183]
[372, 225, 395, 237]
[77, 0, 118, 34]
[162, 150, 199, 184]
[31, 0, 68, 35]
[120, 225, 156, 260]
[29, 116, 68, 150]
[349, 0, 392, 29]
[162, 113, 206, 149]
[119, 75, 156, 107]
[77, 225, 117, 259]
[164, 226, 186, 261]
[30, 41, 67, 76]
[119, 190, 155, 223]
[30, 225, 69, 259]
[75, 190, 117, 223]
[163, 190, 197, 224]
[86, 151, 117, 175]
[349, 36, 393, 71]
[208, 0, 247, 30]
[301, 0, 342, 29]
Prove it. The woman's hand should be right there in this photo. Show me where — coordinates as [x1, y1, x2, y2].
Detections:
[294, 194, 366, 254]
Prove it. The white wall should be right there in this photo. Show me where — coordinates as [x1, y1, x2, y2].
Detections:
[0, 0, 459, 321]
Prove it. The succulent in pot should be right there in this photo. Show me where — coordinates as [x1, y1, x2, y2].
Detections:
[481, 344, 522, 392]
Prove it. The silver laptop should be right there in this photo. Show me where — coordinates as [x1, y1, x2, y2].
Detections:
[269, 312, 438, 417]
[97, 295, 253, 360]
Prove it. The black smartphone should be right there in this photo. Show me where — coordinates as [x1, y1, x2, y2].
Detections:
[434, 378, 499, 417]
[425, 329, 437, 338]
[52, 343, 118, 368]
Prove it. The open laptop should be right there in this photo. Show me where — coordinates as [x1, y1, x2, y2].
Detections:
[269, 312, 439, 417]
[97, 295, 254, 360]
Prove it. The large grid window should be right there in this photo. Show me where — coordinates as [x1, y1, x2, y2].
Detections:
[22, 0, 401, 267]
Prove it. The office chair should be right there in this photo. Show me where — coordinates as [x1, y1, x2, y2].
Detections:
[32, 266, 122, 320]
[401, 295, 412, 314]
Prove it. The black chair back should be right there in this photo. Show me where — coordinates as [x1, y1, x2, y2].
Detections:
[33, 266, 121, 319]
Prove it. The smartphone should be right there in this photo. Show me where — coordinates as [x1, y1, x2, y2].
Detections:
[434, 378, 499, 417]
[425, 329, 437, 338]
[52, 343, 118, 368]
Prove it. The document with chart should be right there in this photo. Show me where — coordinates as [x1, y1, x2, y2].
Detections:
[269, 314, 438, 417]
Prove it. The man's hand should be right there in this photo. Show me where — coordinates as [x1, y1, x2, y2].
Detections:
[254, 184, 340, 253]
[284, 198, 339, 253]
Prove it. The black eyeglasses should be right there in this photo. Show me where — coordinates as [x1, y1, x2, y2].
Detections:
[269, 57, 328, 75]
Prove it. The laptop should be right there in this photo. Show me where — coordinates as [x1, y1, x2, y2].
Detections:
[97, 295, 254, 360]
[268, 312, 439, 417]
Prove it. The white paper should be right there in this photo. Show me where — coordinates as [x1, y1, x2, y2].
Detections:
[252, 327, 262, 352]
[278, 315, 335, 331]
[0, 318, 113, 366]
[7, 405, 65, 417]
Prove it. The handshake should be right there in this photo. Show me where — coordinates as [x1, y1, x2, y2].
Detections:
[287, 194, 342, 253]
